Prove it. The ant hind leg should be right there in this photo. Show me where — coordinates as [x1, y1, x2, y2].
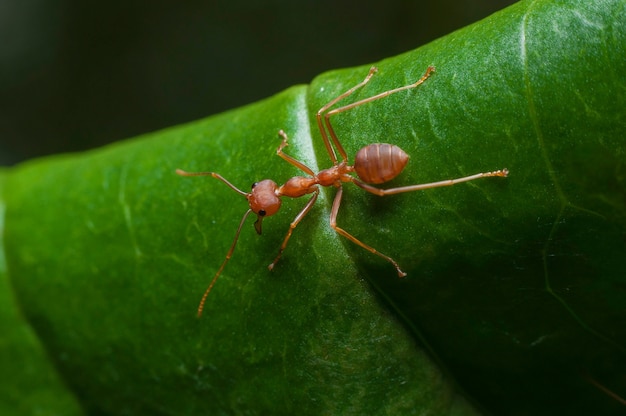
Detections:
[316, 66, 379, 164]
[329, 186, 407, 277]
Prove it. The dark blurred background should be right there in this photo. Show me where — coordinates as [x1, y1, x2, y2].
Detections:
[0, 0, 516, 165]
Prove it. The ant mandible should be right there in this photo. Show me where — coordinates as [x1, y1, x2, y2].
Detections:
[177, 66, 509, 317]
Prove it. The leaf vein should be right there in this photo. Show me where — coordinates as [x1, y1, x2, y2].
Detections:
[119, 164, 143, 258]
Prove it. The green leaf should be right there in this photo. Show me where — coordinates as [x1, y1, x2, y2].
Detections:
[3, 0, 626, 414]
[0, 172, 83, 416]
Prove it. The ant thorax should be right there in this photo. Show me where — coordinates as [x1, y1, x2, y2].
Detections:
[278, 176, 318, 198]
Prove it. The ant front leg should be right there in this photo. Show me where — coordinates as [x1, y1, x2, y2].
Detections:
[329, 185, 407, 277]
[276, 130, 315, 177]
[268, 188, 320, 271]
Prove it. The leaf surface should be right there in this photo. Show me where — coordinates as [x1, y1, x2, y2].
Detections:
[3, 0, 626, 414]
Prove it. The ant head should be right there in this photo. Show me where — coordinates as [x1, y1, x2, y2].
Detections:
[248, 179, 281, 234]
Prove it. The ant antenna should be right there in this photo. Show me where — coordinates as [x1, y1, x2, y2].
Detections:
[197, 208, 253, 317]
[176, 169, 256, 317]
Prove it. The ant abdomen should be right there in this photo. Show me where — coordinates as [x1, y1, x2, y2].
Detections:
[354, 143, 409, 184]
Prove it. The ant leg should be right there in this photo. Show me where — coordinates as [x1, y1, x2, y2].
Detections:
[197, 208, 254, 318]
[330, 186, 407, 277]
[352, 168, 508, 196]
[325, 66, 435, 119]
[268, 189, 319, 271]
[316, 67, 379, 164]
[276, 130, 315, 176]
[318, 66, 435, 167]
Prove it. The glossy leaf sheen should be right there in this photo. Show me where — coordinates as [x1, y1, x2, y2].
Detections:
[3, 0, 626, 414]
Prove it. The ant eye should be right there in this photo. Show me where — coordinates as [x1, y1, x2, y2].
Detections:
[251, 182, 258, 189]
[258, 209, 266, 216]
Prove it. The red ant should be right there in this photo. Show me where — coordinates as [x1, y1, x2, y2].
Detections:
[177, 66, 508, 317]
